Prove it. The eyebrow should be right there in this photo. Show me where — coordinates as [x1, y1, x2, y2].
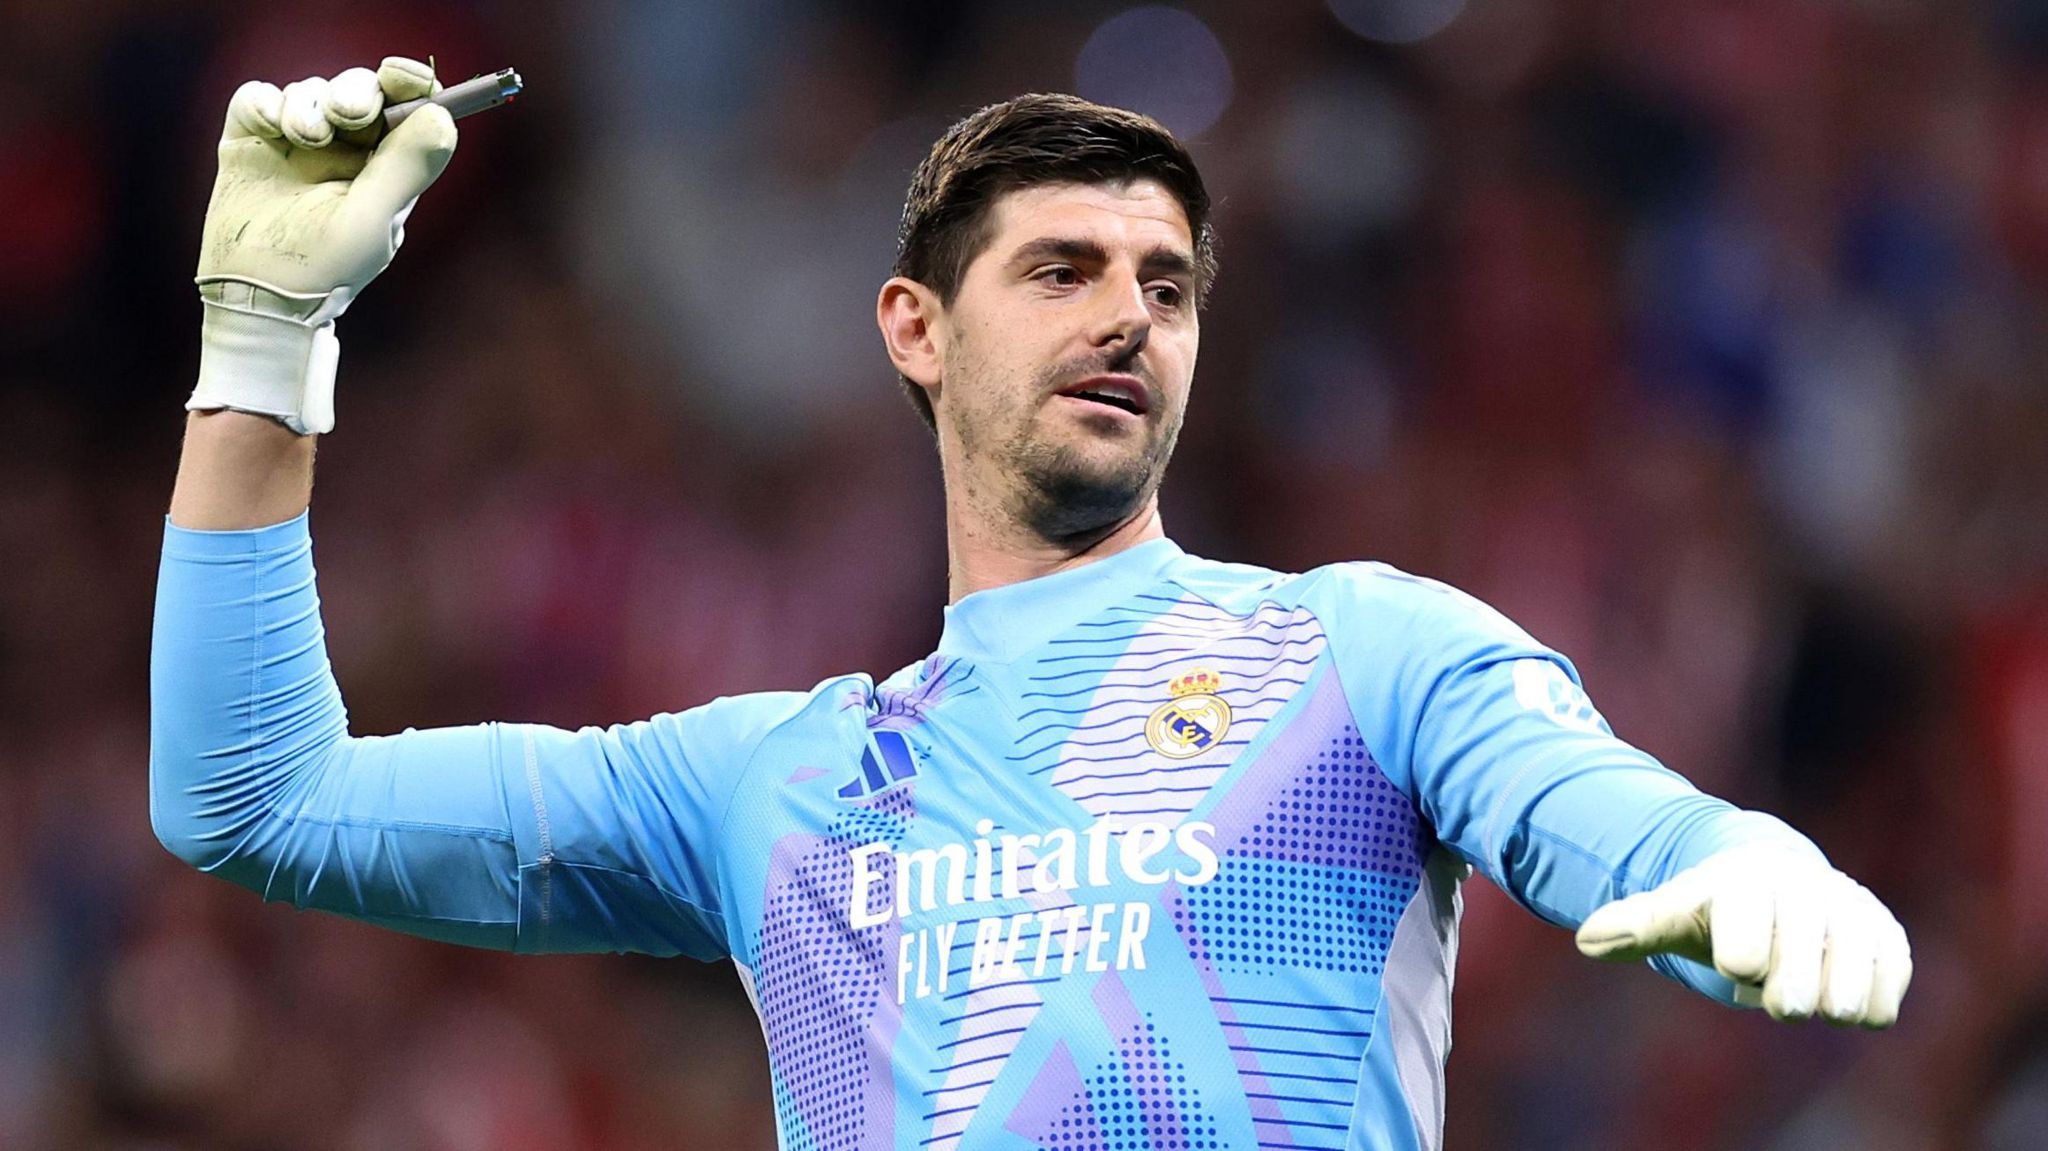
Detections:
[1007, 236, 1196, 281]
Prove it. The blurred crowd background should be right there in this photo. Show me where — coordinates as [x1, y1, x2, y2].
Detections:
[2, 0, 2044, 1146]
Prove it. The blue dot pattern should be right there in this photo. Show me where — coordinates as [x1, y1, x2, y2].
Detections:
[754, 787, 915, 1150]
[1177, 725, 1421, 975]
[1041, 1020, 1221, 1150]
[1174, 860, 1413, 974]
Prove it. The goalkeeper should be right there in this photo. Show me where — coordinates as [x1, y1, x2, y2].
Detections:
[152, 57, 1912, 1150]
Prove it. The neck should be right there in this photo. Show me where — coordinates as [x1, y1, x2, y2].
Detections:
[945, 495, 1165, 603]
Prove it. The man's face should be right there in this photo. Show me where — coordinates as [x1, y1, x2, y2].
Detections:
[933, 179, 1200, 541]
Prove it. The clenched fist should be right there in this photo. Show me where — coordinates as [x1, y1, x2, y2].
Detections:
[189, 57, 458, 435]
[1576, 844, 1913, 1027]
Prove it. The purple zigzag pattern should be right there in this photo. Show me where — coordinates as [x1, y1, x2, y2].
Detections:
[1004, 975, 1218, 1149]
[1164, 665, 1427, 1141]
[1093, 973, 1194, 1148]
[1201, 663, 1423, 881]
[1165, 889, 1309, 1146]
[1003, 1042, 1104, 1148]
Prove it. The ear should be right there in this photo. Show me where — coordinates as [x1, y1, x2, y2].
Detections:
[877, 276, 945, 391]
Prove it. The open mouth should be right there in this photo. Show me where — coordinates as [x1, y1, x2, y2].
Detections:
[1056, 376, 1149, 417]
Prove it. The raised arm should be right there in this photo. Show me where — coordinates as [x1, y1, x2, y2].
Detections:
[172, 57, 453, 529]
[151, 60, 760, 959]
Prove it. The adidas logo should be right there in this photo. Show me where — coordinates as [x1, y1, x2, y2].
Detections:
[839, 729, 919, 798]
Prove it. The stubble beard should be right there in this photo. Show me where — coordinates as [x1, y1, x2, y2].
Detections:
[1006, 414, 1177, 542]
[953, 356, 1184, 546]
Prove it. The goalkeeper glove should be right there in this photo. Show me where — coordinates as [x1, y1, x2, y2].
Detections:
[188, 57, 457, 435]
[1574, 843, 1912, 1027]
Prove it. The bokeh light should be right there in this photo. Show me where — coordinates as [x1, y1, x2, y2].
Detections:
[1074, 6, 1233, 139]
[1327, 0, 1468, 44]
[10, 3, 2045, 1147]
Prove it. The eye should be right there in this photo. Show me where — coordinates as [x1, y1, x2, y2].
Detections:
[1033, 265, 1081, 288]
[1147, 282, 1186, 309]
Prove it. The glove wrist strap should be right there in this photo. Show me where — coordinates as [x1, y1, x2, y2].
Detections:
[188, 278, 350, 436]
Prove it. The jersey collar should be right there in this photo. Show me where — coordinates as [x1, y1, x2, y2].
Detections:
[936, 538, 1189, 664]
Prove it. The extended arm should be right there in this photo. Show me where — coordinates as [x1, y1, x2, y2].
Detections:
[1342, 567, 1910, 1025]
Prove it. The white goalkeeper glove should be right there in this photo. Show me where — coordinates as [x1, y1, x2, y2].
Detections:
[1574, 843, 1912, 1027]
[188, 57, 457, 435]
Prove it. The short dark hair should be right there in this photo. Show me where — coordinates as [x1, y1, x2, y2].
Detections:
[891, 93, 1218, 430]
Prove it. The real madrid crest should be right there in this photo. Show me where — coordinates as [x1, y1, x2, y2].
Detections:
[1145, 668, 1232, 759]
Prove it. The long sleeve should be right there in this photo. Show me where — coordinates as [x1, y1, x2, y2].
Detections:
[1331, 565, 1825, 1002]
[148, 512, 780, 958]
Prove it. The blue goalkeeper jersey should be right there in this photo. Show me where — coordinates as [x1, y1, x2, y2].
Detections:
[150, 514, 1818, 1151]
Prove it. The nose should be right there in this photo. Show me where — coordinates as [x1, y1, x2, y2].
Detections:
[1090, 269, 1152, 359]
